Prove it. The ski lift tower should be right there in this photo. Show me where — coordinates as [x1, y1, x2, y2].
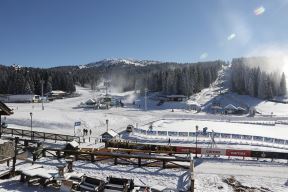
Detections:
[104, 81, 111, 96]
[144, 88, 148, 111]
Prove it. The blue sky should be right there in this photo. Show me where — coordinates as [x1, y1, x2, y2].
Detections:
[1, 0, 288, 67]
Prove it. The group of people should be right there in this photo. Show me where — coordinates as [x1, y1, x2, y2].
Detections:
[83, 129, 92, 136]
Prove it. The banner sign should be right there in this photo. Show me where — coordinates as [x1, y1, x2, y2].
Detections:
[74, 121, 81, 126]
[201, 148, 226, 156]
[242, 135, 252, 140]
[226, 149, 251, 157]
[175, 147, 201, 154]
[168, 132, 178, 137]
[147, 131, 157, 135]
[158, 131, 168, 136]
[274, 139, 285, 144]
[179, 132, 188, 137]
[264, 137, 274, 143]
[221, 133, 231, 138]
[253, 136, 263, 141]
[189, 132, 195, 137]
[232, 134, 241, 139]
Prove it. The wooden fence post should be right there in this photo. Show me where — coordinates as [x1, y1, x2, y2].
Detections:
[91, 154, 95, 162]
[42, 149, 46, 157]
[32, 153, 37, 164]
[24, 140, 28, 148]
[56, 150, 61, 159]
[162, 161, 166, 168]
[12, 137, 19, 175]
[190, 153, 195, 192]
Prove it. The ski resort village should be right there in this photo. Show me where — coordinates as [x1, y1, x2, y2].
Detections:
[1, 1, 288, 192]
[0, 58, 287, 192]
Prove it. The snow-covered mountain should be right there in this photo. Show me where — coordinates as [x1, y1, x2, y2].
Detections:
[80, 58, 161, 69]
[11, 64, 22, 70]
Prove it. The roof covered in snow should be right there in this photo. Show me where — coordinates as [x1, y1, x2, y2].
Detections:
[187, 100, 200, 106]
[224, 104, 238, 110]
[0, 101, 13, 115]
[50, 90, 66, 94]
[237, 107, 246, 111]
[160, 95, 187, 98]
[102, 129, 118, 137]
[66, 140, 79, 149]
[85, 99, 96, 104]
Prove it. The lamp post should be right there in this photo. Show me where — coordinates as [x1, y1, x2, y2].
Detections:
[106, 119, 109, 132]
[30, 112, 33, 140]
[40, 80, 44, 110]
[195, 125, 199, 158]
[144, 88, 148, 111]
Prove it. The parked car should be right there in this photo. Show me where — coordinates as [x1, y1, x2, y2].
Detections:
[126, 124, 134, 132]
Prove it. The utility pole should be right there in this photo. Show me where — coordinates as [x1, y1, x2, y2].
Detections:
[195, 125, 198, 158]
[12, 137, 19, 175]
[144, 88, 148, 111]
[30, 112, 33, 140]
[0, 114, 2, 138]
[40, 80, 44, 110]
[104, 81, 110, 96]
[106, 119, 109, 132]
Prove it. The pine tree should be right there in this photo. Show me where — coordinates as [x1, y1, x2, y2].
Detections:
[257, 73, 267, 99]
[247, 76, 255, 96]
[279, 72, 287, 96]
[45, 81, 53, 94]
[24, 81, 32, 94]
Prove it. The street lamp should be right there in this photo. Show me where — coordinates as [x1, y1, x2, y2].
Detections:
[30, 112, 33, 140]
[40, 80, 44, 110]
[144, 88, 148, 111]
[195, 125, 199, 158]
[106, 119, 109, 132]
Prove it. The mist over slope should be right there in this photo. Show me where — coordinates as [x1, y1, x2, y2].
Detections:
[0, 57, 286, 100]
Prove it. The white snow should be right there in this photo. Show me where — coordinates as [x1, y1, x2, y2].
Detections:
[1, 79, 288, 191]
[139, 119, 288, 140]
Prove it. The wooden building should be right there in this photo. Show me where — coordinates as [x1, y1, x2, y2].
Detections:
[158, 95, 188, 102]
[0, 101, 13, 137]
[101, 130, 118, 142]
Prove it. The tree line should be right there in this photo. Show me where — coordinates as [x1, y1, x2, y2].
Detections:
[0, 65, 76, 95]
[0, 60, 223, 97]
[231, 57, 287, 99]
[72, 60, 223, 97]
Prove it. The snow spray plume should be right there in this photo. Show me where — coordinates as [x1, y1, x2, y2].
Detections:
[246, 45, 288, 92]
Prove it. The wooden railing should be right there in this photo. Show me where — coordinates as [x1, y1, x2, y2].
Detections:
[1, 127, 80, 142]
